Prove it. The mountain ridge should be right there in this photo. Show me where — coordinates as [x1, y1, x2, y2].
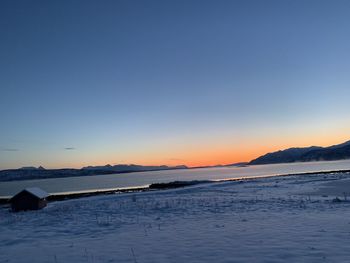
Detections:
[249, 140, 350, 165]
[0, 164, 189, 182]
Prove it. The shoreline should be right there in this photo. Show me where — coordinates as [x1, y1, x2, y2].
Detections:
[1, 168, 350, 205]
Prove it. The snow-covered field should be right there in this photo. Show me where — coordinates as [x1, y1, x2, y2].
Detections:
[2, 172, 350, 263]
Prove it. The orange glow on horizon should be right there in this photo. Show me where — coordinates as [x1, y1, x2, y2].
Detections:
[21, 123, 350, 170]
[41, 134, 350, 170]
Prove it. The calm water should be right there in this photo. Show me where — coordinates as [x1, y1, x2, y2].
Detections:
[1, 160, 350, 198]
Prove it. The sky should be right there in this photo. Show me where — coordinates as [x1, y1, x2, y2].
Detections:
[1, 0, 350, 169]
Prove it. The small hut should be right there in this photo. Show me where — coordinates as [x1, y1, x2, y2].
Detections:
[10, 187, 49, 212]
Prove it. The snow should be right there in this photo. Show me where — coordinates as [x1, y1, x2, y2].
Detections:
[2, 172, 350, 262]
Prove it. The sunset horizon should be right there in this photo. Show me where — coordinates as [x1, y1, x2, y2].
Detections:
[2, 135, 350, 170]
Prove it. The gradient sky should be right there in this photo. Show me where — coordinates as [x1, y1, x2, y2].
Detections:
[1, 0, 350, 169]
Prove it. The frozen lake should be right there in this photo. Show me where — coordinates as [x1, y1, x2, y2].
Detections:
[1, 159, 350, 197]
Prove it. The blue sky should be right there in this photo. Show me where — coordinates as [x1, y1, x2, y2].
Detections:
[1, 0, 350, 169]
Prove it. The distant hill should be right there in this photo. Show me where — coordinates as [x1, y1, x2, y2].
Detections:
[249, 140, 350, 165]
[81, 164, 188, 173]
[192, 162, 249, 169]
[0, 164, 188, 182]
[225, 162, 249, 167]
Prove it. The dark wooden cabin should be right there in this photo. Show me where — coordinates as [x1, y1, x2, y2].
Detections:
[10, 187, 49, 212]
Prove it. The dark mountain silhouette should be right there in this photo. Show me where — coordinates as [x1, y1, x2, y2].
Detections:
[82, 164, 188, 173]
[249, 140, 350, 165]
[0, 164, 188, 182]
[191, 162, 249, 169]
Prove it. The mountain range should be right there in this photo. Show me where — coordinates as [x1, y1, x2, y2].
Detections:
[249, 140, 350, 165]
[0, 164, 188, 182]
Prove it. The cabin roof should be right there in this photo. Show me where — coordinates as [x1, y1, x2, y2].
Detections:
[11, 187, 49, 200]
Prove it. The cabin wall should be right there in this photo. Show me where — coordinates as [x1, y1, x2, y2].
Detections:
[11, 192, 47, 212]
